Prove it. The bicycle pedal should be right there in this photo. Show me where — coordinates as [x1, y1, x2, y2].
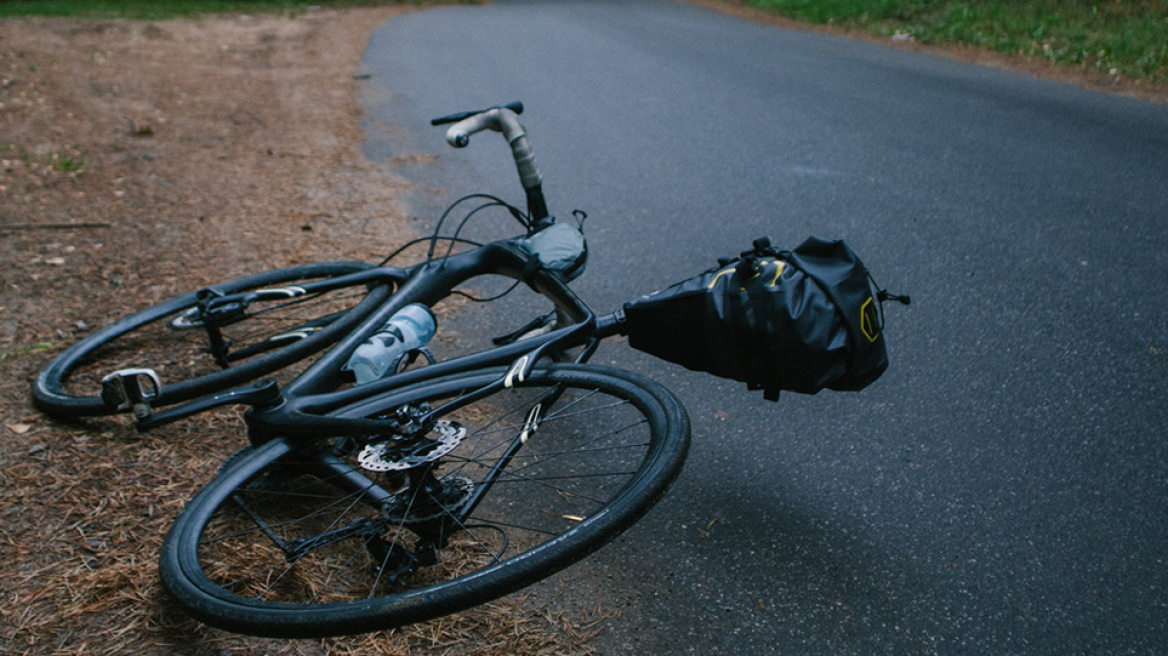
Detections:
[100, 368, 162, 419]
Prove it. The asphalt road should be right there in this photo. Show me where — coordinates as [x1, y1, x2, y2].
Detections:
[358, 1, 1168, 653]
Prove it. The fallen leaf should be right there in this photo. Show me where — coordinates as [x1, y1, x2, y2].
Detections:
[7, 423, 31, 434]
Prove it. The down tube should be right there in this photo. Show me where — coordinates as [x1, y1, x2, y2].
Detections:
[281, 243, 595, 406]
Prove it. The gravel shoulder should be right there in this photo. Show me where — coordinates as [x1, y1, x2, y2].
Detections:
[0, 8, 594, 655]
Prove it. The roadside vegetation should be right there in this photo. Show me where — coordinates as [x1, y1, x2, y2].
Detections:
[0, 0, 467, 20]
[2, 0, 1164, 82]
[747, 0, 1168, 82]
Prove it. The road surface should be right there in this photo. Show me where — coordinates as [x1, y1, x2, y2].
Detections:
[358, 1, 1168, 653]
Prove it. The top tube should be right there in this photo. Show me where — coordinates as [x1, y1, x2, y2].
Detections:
[281, 240, 593, 404]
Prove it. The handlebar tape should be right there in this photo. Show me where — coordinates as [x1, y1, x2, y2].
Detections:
[442, 106, 542, 193]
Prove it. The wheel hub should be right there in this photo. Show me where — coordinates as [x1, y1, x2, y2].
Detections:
[380, 475, 474, 524]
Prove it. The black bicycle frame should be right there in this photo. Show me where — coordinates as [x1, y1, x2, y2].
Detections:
[132, 103, 630, 443]
[137, 237, 624, 444]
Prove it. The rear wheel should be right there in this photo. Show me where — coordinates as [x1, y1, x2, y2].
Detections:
[32, 261, 391, 417]
[159, 364, 690, 638]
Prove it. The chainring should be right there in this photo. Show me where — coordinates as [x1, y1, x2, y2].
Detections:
[169, 306, 205, 329]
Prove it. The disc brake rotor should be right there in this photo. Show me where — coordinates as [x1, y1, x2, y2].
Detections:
[357, 420, 465, 472]
[169, 306, 205, 329]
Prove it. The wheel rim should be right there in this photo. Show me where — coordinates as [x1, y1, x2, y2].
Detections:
[167, 366, 685, 636]
[42, 264, 380, 409]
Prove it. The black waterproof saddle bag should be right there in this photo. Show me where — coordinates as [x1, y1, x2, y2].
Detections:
[621, 236, 908, 401]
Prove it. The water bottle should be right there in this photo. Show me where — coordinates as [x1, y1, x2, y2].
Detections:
[344, 304, 437, 384]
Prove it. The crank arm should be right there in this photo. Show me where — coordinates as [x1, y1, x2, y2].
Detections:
[134, 379, 283, 431]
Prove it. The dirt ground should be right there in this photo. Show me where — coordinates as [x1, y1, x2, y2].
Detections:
[1, 4, 1164, 656]
[0, 7, 600, 655]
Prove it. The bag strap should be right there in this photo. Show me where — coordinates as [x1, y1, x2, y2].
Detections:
[877, 287, 912, 305]
[730, 237, 781, 279]
[747, 381, 781, 402]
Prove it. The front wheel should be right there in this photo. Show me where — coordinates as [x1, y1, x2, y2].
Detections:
[32, 261, 391, 417]
[159, 364, 690, 638]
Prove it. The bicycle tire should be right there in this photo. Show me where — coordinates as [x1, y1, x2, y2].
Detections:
[159, 363, 690, 638]
[32, 261, 392, 417]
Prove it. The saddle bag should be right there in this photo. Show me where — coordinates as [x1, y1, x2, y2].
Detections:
[621, 236, 908, 401]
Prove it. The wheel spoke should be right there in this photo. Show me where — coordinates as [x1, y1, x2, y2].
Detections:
[46, 263, 377, 407]
[162, 365, 688, 638]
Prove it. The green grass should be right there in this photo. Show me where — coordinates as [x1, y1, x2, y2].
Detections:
[0, 342, 54, 361]
[1, 143, 86, 174]
[748, 0, 1168, 81]
[0, 0, 452, 20]
[2, 1, 1163, 82]
[49, 152, 86, 173]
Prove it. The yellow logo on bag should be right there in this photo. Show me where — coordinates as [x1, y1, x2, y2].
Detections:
[860, 297, 881, 342]
[707, 260, 786, 290]
[707, 266, 737, 289]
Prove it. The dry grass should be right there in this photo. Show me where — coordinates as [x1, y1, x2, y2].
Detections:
[0, 7, 601, 654]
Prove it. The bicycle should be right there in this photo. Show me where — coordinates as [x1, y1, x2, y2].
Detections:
[33, 102, 691, 638]
[33, 101, 901, 639]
